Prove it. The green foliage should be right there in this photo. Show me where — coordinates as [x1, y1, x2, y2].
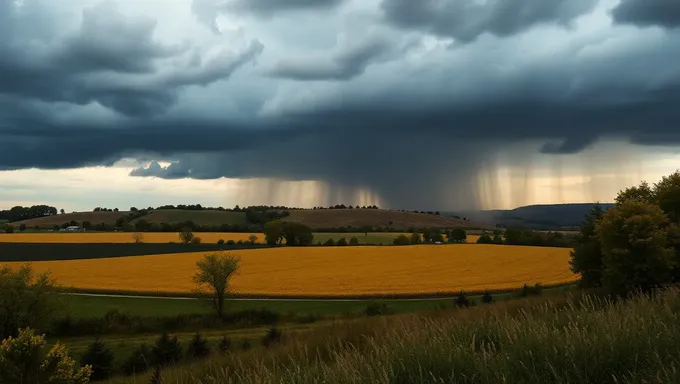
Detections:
[323, 238, 335, 246]
[349, 237, 359, 246]
[217, 336, 231, 354]
[193, 253, 240, 318]
[422, 228, 444, 243]
[336, 238, 348, 246]
[518, 283, 543, 297]
[615, 180, 655, 205]
[409, 233, 422, 244]
[393, 235, 410, 246]
[217, 239, 225, 245]
[597, 200, 678, 296]
[264, 221, 314, 246]
[186, 333, 210, 359]
[448, 228, 467, 243]
[0, 264, 62, 339]
[191, 236, 202, 244]
[481, 290, 494, 304]
[262, 327, 282, 348]
[248, 234, 258, 245]
[364, 303, 390, 316]
[178, 228, 194, 244]
[476, 233, 494, 244]
[4, 226, 14, 234]
[151, 332, 182, 367]
[0, 328, 92, 384]
[80, 337, 113, 381]
[226, 240, 235, 245]
[453, 291, 470, 308]
[122, 343, 152, 375]
[570, 203, 605, 288]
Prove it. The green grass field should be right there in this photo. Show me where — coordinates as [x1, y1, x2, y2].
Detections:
[62, 294, 469, 319]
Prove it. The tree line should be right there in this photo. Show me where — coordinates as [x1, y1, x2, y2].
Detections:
[0, 205, 58, 222]
[570, 171, 680, 296]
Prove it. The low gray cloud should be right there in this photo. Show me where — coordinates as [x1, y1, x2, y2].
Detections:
[266, 33, 414, 81]
[381, 0, 597, 42]
[611, 0, 680, 29]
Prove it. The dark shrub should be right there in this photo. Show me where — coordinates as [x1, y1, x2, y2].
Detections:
[151, 332, 182, 367]
[122, 343, 153, 375]
[191, 237, 202, 244]
[518, 283, 543, 297]
[393, 235, 410, 245]
[364, 302, 390, 316]
[237, 240, 244, 245]
[262, 327, 282, 347]
[218, 336, 231, 354]
[226, 239, 236, 245]
[482, 290, 494, 304]
[80, 337, 114, 381]
[217, 239, 225, 244]
[454, 291, 471, 307]
[336, 238, 348, 246]
[323, 238, 335, 246]
[186, 333, 210, 359]
[349, 237, 359, 245]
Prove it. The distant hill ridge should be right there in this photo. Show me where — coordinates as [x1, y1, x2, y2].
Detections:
[451, 203, 615, 230]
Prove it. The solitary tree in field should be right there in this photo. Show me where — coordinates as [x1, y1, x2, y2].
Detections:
[179, 228, 194, 244]
[248, 234, 258, 245]
[132, 232, 144, 244]
[193, 253, 240, 318]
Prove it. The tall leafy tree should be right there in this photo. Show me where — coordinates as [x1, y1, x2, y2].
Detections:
[193, 253, 240, 318]
[569, 203, 605, 288]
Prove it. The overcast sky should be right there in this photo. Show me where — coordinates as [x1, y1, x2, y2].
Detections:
[2, 0, 680, 212]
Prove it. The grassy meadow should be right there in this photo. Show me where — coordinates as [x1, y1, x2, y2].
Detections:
[102, 288, 680, 383]
[4, 244, 576, 297]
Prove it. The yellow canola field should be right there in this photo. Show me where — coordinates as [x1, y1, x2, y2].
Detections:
[3, 245, 577, 296]
[0, 232, 259, 243]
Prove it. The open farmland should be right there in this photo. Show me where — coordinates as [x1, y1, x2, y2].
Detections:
[287, 209, 490, 230]
[3, 244, 576, 297]
[0, 232, 259, 243]
[132, 209, 246, 226]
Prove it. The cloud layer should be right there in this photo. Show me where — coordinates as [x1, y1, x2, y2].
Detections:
[2, 0, 680, 210]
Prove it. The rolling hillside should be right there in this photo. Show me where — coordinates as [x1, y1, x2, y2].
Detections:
[13, 208, 490, 230]
[453, 203, 615, 230]
[286, 209, 489, 230]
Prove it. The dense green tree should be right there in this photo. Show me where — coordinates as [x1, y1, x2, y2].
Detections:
[178, 228, 194, 244]
[570, 203, 605, 288]
[615, 181, 655, 205]
[80, 337, 114, 381]
[449, 228, 467, 243]
[323, 238, 335, 246]
[597, 200, 679, 296]
[409, 233, 422, 244]
[476, 233, 494, 244]
[349, 237, 359, 246]
[336, 238, 348, 246]
[186, 333, 210, 359]
[151, 332, 182, 367]
[0, 265, 62, 339]
[264, 220, 285, 245]
[482, 290, 494, 304]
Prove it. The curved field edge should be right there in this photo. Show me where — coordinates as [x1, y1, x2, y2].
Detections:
[4, 244, 578, 297]
[57, 281, 577, 300]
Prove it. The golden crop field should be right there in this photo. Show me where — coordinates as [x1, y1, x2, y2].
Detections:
[3, 245, 577, 296]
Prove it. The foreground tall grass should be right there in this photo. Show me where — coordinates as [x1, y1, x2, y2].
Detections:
[119, 288, 680, 383]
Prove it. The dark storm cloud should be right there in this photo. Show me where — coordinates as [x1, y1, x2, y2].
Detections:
[266, 34, 413, 81]
[381, 0, 597, 42]
[611, 0, 680, 29]
[0, 1, 263, 117]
